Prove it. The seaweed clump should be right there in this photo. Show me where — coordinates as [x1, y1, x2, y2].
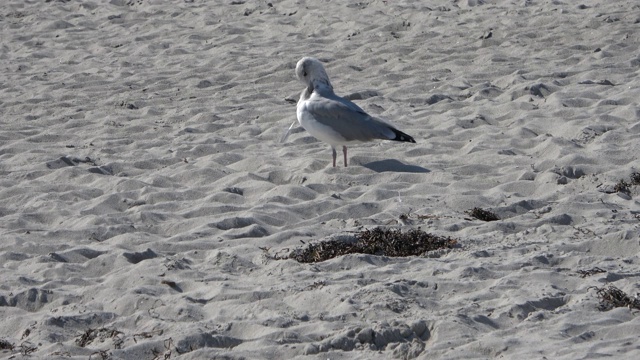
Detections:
[613, 179, 631, 194]
[577, 267, 606, 278]
[290, 227, 458, 263]
[76, 328, 123, 348]
[613, 171, 640, 194]
[590, 285, 640, 311]
[0, 339, 13, 351]
[466, 207, 499, 222]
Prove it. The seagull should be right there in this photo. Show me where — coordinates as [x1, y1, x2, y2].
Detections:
[282, 57, 416, 167]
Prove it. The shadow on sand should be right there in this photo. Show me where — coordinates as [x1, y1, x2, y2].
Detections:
[363, 159, 430, 173]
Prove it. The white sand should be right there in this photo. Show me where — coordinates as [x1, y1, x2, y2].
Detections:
[1, 0, 640, 358]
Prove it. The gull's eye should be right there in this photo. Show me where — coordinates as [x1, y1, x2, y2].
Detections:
[303, 71, 307, 77]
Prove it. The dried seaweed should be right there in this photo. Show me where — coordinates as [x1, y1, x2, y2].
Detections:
[613, 172, 640, 194]
[577, 267, 606, 278]
[466, 207, 499, 221]
[614, 179, 631, 194]
[0, 339, 13, 351]
[89, 349, 112, 360]
[590, 285, 640, 311]
[133, 329, 164, 343]
[19, 341, 37, 355]
[76, 328, 123, 348]
[151, 338, 173, 360]
[289, 227, 458, 263]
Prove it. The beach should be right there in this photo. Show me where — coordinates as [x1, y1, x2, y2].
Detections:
[1, 0, 640, 358]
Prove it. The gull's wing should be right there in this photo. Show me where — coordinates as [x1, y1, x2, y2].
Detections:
[303, 94, 397, 142]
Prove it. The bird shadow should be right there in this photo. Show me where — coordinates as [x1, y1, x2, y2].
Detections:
[362, 159, 430, 173]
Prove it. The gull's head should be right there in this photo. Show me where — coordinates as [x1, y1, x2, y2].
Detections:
[295, 57, 332, 90]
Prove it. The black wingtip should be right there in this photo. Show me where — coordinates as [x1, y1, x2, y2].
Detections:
[390, 128, 416, 143]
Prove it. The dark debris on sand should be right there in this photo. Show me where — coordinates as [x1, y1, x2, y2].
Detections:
[289, 227, 458, 263]
[466, 207, 500, 222]
[590, 285, 640, 311]
[76, 328, 123, 348]
[614, 179, 631, 194]
[613, 171, 640, 194]
[0, 340, 37, 356]
[0, 339, 14, 351]
[577, 267, 606, 278]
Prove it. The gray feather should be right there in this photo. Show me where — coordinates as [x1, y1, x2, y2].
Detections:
[304, 94, 397, 142]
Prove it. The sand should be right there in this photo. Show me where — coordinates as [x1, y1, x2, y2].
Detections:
[1, 0, 640, 358]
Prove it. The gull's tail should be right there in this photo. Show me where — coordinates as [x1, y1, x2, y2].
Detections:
[389, 128, 416, 143]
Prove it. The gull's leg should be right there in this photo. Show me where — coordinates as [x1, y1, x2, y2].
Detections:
[343, 146, 348, 167]
[332, 146, 337, 167]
